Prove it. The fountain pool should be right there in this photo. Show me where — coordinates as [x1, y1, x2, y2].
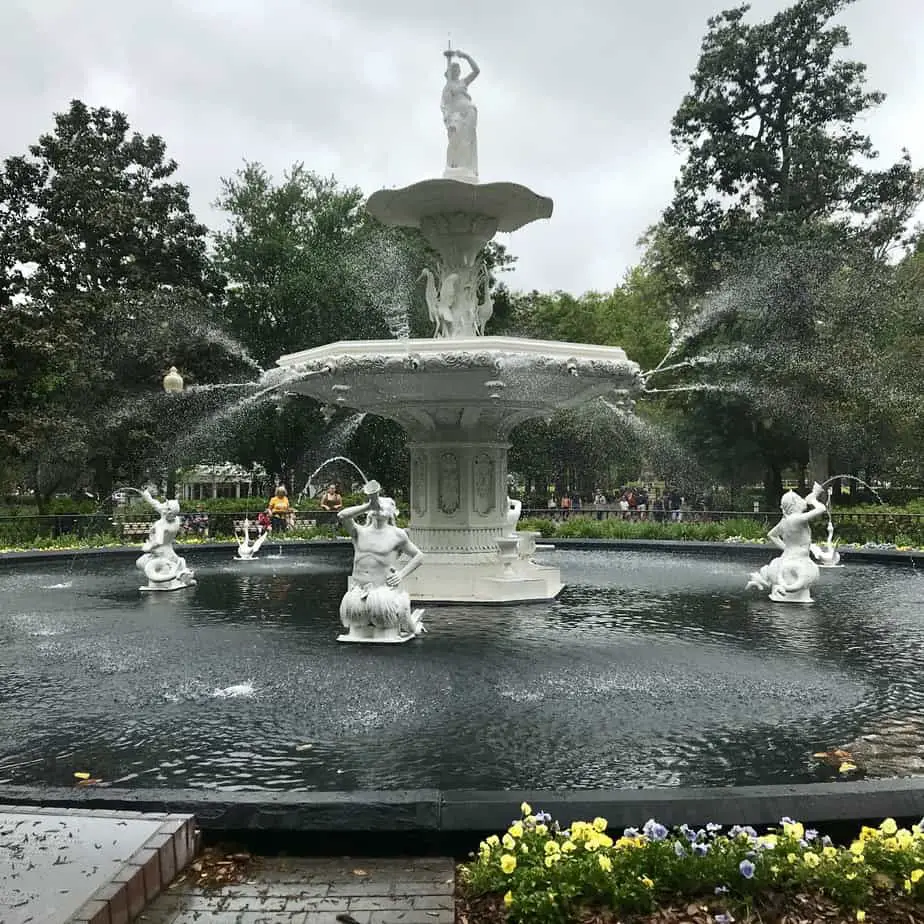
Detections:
[1, 545, 922, 792]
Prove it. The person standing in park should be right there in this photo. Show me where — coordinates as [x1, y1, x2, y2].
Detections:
[268, 486, 291, 533]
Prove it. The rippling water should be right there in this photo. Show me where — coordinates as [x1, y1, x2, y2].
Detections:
[0, 547, 921, 792]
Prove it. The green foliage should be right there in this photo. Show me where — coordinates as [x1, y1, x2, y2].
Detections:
[0, 99, 219, 304]
[663, 0, 924, 290]
[511, 264, 673, 371]
[0, 101, 234, 505]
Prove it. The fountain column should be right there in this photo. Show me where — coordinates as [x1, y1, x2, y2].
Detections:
[407, 439, 508, 555]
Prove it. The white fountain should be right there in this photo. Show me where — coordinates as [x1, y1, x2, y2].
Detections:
[278, 47, 642, 602]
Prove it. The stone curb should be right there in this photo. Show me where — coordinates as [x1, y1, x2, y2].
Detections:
[1, 537, 918, 565]
[3, 781, 924, 837]
[68, 814, 197, 924]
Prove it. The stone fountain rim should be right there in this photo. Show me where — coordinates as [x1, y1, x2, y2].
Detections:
[0, 539, 917, 568]
[2, 777, 924, 835]
[276, 336, 638, 370]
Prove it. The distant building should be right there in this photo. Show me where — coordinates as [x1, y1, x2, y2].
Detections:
[176, 463, 268, 501]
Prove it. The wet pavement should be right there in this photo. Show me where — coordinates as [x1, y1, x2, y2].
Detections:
[0, 805, 195, 924]
[140, 855, 455, 924]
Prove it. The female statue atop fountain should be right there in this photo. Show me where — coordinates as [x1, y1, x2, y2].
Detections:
[337, 481, 426, 641]
[746, 483, 827, 603]
[441, 48, 480, 180]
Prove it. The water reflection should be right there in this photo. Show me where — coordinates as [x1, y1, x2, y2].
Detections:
[0, 548, 921, 791]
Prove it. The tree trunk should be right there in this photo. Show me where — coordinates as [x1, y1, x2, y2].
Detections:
[807, 444, 829, 488]
[763, 465, 783, 510]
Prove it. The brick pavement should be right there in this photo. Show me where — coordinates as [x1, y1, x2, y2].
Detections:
[139, 856, 456, 924]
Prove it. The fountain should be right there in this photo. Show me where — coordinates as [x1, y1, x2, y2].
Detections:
[278, 48, 642, 602]
[135, 489, 197, 592]
[746, 483, 828, 603]
[234, 518, 270, 561]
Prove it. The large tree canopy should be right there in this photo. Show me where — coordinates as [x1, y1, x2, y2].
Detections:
[662, 0, 923, 290]
[0, 101, 237, 503]
[0, 99, 219, 304]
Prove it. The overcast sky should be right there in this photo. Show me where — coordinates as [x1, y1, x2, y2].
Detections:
[2, 0, 922, 294]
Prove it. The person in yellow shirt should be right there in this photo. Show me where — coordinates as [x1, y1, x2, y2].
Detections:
[268, 486, 291, 532]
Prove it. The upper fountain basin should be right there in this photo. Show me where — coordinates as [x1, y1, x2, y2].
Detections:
[366, 179, 553, 231]
[277, 336, 642, 439]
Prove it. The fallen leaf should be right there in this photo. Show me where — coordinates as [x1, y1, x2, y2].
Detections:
[73, 772, 90, 780]
[352, 868, 367, 876]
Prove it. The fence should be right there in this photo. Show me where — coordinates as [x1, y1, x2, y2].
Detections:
[0, 508, 921, 546]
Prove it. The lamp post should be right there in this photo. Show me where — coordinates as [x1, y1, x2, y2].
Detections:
[163, 366, 184, 394]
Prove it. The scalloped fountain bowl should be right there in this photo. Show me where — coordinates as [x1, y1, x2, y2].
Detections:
[278, 336, 642, 602]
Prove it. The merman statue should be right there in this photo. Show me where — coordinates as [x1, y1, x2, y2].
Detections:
[336, 480, 426, 643]
[746, 482, 827, 603]
[136, 489, 196, 592]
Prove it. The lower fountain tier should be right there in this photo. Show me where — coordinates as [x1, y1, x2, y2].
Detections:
[277, 336, 640, 603]
[276, 336, 642, 437]
[401, 551, 563, 603]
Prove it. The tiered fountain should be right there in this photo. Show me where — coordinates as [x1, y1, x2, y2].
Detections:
[278, 47, 642, 602]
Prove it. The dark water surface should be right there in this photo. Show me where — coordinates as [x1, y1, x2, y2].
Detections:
[0, 547, 921, 792]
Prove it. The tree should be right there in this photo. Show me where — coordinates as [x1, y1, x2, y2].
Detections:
[0, 101, 235, 505]
[0, 99, 220, 304]
[662, 0, 923, 291]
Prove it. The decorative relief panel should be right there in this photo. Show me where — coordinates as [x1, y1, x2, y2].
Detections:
[438, 452, 460, 515]
[472, 452, 496, 516]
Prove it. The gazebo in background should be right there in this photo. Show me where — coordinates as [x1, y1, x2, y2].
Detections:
[176, 463, 268, 502]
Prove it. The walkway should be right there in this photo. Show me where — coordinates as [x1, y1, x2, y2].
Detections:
[142, 855, 455, 924]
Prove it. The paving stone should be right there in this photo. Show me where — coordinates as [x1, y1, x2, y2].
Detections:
[142, 857, 454, 924]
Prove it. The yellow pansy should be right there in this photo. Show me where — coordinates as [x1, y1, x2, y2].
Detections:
[478, 841, 491, 857]
[896, 829, 913, 848]
[500, 854, 517, 874]
[912, 869, 924, 883]
[520, 801, 532, 816]
[598, 854, 612, 872]
[880, 817, 898, 836]
[592, 817, 608, 832]
[803, 852, 820, 868]
[786, 853, 798, 864]
[545, 840, 561, 855]
[486, 835, 500, 847]
[544, 855, 558, 868]
[850, 840, 865, 856]
[822, 846, 837, 859]
[535, 824, 548, 836]
[503, 890, 514, 906]
[519, 844, 529, 854]
[502, 834, 516, 850]
[782, 821, 804, 841]
[509, 821, 524, 839]
[846, 872, 858, 881]
[562, 840, 577, 853]
[859, 826, 880, 842]
[640, 875, 654, 889]
[758, 834, 778, 848]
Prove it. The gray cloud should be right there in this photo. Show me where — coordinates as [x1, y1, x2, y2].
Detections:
[1, 0, 921, 295]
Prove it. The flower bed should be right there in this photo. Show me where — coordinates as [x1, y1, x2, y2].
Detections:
[458, 805, 924, 923]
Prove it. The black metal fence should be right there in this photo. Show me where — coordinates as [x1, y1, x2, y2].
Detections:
[0, 508, 922, 547]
